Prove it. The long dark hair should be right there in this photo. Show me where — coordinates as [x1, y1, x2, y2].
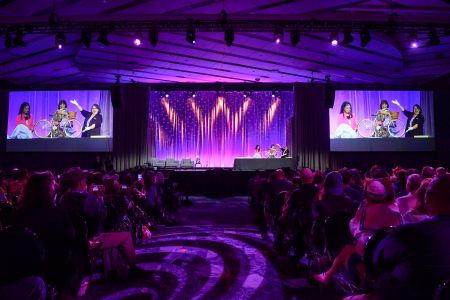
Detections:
[92, 104, 101, 114]
[340, 101, 353, 119]
[58, 99, 67, 109]
[380, 100, 389, 109]
[19, 171, 55, 209]
[18, 102, 30, 119]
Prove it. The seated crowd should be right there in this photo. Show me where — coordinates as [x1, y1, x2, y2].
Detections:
[249, 165, 450, 300]
[0, 166, 181, 299]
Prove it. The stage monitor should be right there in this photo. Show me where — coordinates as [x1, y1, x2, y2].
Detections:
[329, 90, 435, 152]
[6, 90, 113, 152]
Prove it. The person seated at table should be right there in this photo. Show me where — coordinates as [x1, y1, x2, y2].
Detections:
[253, 145, 262, 158]
[267, 144, 279, 158]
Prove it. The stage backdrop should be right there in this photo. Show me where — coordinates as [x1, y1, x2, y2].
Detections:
[7, 90, 113, 137]
[149, 91, 294, 167]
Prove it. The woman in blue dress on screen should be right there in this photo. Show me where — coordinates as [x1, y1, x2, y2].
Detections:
[392, 100, 424, 137]
[70, 99, 103, 137]
[334, 101, 358, 138]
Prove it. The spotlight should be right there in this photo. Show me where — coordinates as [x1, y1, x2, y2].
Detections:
[408, 33, 419, 48]
[341, 29, 354, 45]
[97, 30, 109, 47]
[13, 31, 26, 47]
[165, 93, 169, 98]
[133, 32, 143, 46]
[186, 28, 196, 44]
[426, 30, 440, 46]
[290, 29, 300, 46]
[55, 33, 66, 49]
[224, 28, 234, 47]
[360, 27, 371, 47]
[330, 32, 339, 46]
[4, 33, 13, 48]
[274, 28, 283, 44]
[148, 29, 158, 47]
[81, 31, 92, 48]
[243, 92, 247, 98]
[271, 91, 276, 98]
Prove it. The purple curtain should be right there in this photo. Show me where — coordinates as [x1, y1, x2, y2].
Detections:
[7, 90, 113, 137]
[330, 90, 434, 137]
[149, 91, 294, 167]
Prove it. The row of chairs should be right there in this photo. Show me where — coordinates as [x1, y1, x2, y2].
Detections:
[147, 157, 199, 169]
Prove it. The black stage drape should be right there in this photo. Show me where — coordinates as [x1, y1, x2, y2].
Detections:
[292, 84, 330, 171]
[113, 85, 151, 170]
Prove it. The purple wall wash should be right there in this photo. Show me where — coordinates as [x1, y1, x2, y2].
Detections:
[329, 90, 434, 138]
[149, 91, 294, 167]
[7, 90, 113, 138]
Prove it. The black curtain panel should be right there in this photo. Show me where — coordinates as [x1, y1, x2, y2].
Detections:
[113, 85, 151, 171]
[292, 84, 330, 171]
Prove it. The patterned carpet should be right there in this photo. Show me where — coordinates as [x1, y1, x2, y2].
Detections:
[85, 197, 342, 300]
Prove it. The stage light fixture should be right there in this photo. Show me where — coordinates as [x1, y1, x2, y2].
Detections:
[360, 27, 371, 48]
[330, 32, 339, 46]
[148, 29, 158, 47]
[97, 30, 110, 47]
[133, 32, 143, 46]
[13, 31, 26, 47]
[186, 28, 196, 44]
[408, 32, 419, 48]
[4, 33, 13, 48]
[224, 28, 234, 47]
[55, 33, 66, 49]
[81, 31, 92, 48]
[274, 28, 283, 44]
[341, 29, 354, 45]
[290, 29, 300, 46]
[426, 30, 440, 46]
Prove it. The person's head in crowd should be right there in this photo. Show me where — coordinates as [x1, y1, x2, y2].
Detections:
[415, 178, 433, 214]
[340, 169, 352, 186]
[118, 171, 133, 187]
[364, 179, 388, 204]
[299, 168, 314, 184]
[421, 166, 435, 179]
[369, 164, 382, 178]
[58, 99, 67, 110]
[87, 171, 104, 187]
[406, 174, 422, 194]
[425, 174, 450, 216]
[18, 171, 55, 209]
[291, 176, 301, 188]
[18, 102, 30, 116]
[396, 169, 408, 191]
[349, 168, 363, 186]
[143, 170, 155, 190]
[103, 175, 119, 195]
[435, 167, 447, 178]
[155, 172, 165, 185]
[10, 167, 27, 181]
[313, 170, 324, 187]
[273, 169, 286, 180]
[406, 168, 419, 178]
[61, 167, 87, 192]
[324, 171, 344, 196]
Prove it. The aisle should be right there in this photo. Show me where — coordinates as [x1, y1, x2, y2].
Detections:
[85, 197, 329, 300]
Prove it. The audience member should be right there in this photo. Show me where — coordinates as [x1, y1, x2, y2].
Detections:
[395, 174, 422, 215]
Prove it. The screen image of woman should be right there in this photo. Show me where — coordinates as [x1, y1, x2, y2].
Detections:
[70, 99, 103, 137]
[334, 101, 358, 138]
[374, 99, 392, 138]
[392, 100, 424, 137]
[51, 100, 69, 137]
[8, 102, 34, 139]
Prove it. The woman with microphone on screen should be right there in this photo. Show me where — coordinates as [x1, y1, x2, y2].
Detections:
[70, 99, 103, 137]
[392, 99, 424, 137]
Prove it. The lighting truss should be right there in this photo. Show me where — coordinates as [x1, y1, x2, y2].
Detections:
[0, 20, 447, 34]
